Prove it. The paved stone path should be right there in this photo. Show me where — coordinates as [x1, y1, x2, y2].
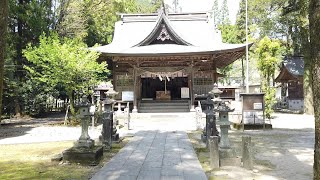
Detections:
[91, 130, 207, 180]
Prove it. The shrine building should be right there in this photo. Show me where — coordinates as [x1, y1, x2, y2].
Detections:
[93, 10, 250, 113]
[275, 56, 304, 110]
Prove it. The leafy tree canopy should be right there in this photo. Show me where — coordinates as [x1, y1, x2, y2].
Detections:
[23, 33, 107, 116]
[255, 36, 282, 118]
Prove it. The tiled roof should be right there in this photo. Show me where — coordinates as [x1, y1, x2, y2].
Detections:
[91, 11, 249, 57]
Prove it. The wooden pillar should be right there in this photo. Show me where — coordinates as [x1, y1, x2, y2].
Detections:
[212, 56, 217, 84]
[132, 65, 138, 113]
[189, 64, 195, 111]
[113, 61, 117, 99]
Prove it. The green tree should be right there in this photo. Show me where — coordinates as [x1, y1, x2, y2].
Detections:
[0, 0, 9, 119]
[23, 33, 107, 123]
[56, 0, 88, 39]
[219, 24, 239, 85]
[235, 0, 246, 43]
[255, 36, 282, 119]
[220, 0, 230, 24]
[309, 0, 320, 178]
[3, 0, 55, 116]
[136, 0, 162, 13]
[282, 0, 313, 114]
[212, 0, 220, 25]
[84, 0, 138, 46]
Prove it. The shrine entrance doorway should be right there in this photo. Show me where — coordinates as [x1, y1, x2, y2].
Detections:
[141, 77, 188, 100]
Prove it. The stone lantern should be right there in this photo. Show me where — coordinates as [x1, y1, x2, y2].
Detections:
[75, 95, 94, 148]
[217, 101, 234, 149]
[62, 95, 103, 165]
[201, 84, 220, 146]
[209, 83, 235, 149]
[99, 86, 118, 150]
[209, 83, 223, 108]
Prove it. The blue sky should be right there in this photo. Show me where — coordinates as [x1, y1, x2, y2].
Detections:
[164, 0, 240, 24]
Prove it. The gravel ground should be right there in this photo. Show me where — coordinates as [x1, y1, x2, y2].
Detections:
[0, 112, 315, 180]
[0, 113, 101, 145]
[212, 113, 315, 180]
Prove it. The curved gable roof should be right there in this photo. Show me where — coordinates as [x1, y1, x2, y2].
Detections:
[275, 56, 304, 82]
[135, 12, 193, 46]
[91, 11, 251, 66]
[283, 56, 304, 76]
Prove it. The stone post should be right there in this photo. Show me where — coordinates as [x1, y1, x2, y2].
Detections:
[242, 136, 253, 169]
[195, 105, 202, 130]
[218, 110, 232, 149]
[209, 136, 220, 169]
[100, 101, 113, 150]
[124, 102, 130, 130]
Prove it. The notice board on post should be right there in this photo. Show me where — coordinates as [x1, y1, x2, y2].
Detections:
[122, 91, 134, 102]
[181, 87, 189, 98]
[240, 93, 265, 125]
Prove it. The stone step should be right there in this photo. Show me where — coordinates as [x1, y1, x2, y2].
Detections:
[139, 106, 189, 109]
[139, 100, 190, 113]
[139, 108, 190, 113]
[140, 103, 189, 107]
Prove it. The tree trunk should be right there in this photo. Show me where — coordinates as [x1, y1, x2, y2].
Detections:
[304, 66, 314, 115]
[301, 24, 314, 115]
[14, 0, 25, 117]
[64, 90, 75, 125]
[0, 0, 8, 121]
[309, 1, 320, 179]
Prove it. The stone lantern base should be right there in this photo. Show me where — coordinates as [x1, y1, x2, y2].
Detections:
[62, 146, 103, 165]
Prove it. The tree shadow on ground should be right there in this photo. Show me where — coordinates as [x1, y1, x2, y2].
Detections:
[229, 127, 314, 179]
[0, 112, 66, 141]
[0, 125, 34, 141]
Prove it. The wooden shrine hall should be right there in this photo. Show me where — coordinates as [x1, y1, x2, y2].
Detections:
[93, 10, 250, 113]
[275, 56, 304, 110]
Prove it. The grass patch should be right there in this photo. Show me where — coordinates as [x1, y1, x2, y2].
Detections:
[0, 139, 129, 180]
[187, 131, 212, 172]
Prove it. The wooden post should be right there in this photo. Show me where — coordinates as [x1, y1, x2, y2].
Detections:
[132, 66, 138, 113]
[209, 136, 220, 169]
[189, 64, 195, 111]
[242, 95, 245, 131]
[113, 61, 117, 94]
[242, 136, 253, 170]
[212, 55, 217, 84]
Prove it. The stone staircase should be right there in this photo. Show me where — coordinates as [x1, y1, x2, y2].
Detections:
[138, 100, 190, 113]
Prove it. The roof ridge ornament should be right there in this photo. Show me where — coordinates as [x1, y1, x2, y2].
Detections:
[134, 12, 193, 46]
[157, 24, 173, 41]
